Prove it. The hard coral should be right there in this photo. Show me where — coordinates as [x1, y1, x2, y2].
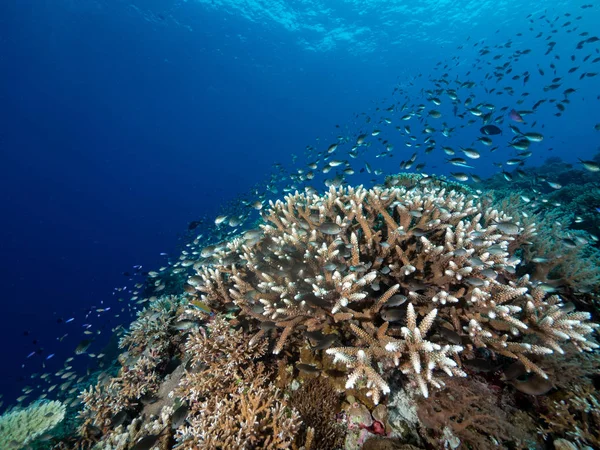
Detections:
[0, 400, 66, 449]
[175, 314, 300, 449]
[416, 376, 539, 449]
[194, 183, 598, 403]
[290, 377, 346, 450]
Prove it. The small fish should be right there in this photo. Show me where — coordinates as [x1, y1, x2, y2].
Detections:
[191, 299, 212, 314]
[318, 222, 342, 235]
[509, 139, 530, 151]
[171, 403, 189, 429]
[450, 172, 469, 182]
[304, 331, 325, 341]
[494, 221, 519, 235]
[578, 159, 600, 172]
[465, 277, 486, 287]
[323, 262, 337, 271]
[446, 158, 474, 168]
[561, 238, 577, 248]
[537, 283, 557, 293]
[477, 136, 493, 146]
[508, 374, 554, 395]
[75, 339, 93, 355]
[480, 269, 498, 279]
[521, 132, 544, 142]
[111, 410, 130, 428]
[480, 124, 502, 135]
[200, 245, 217, 258]
[509, 109, 524, 122]
[386, 295, 407, 307]
[547, 181, 562, 190]
[502, 361, 527, 381]
[381, 308, 406, 322]
[214, 215, 228, 225]
[297, 363, 321, 374]
[170, 320, 200, 331]
[532, 257, 550, 263]
[460, 147, 480, 159]
[312, 334, 337, 350]
[130, 428, 169, 450]
[437, 327, 462, 345]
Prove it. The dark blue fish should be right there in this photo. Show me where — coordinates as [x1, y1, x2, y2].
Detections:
[480, 124, 502, 135]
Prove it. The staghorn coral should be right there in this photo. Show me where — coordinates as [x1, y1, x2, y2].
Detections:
[186, 314, 268, 371]
[177, 383, 301, 449]
[326, 308, 465, 401]
[173, 316, 270, 406]
[76, 300, 304, 449]
[174, 314, 301, 449]
[90, 406, 173, 450]
[76, 295, 204, 446]
[109, 355, 161, 402]
[118, 295, 183, 356]
[192, 183, 598, 403]
[78, 383, 125, 430]
[539, 383, 600, 448]
[60, 179, 600, 450]
[535, 348, 600, 447]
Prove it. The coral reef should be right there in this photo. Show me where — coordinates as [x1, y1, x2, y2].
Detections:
[45, 177, 599, 450]
[417, 376, 539, 449]
[173, 315, 303, 449]
[195, 183, 598, 403]
[493, 193, 600, 299]
[0, 400, 66, 449]
[290, 377, 346, 449]
[480, 154, 600, 253]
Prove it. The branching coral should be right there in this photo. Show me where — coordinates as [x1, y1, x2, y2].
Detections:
[290, 377, 346, 450]
[416, 376, 539, 449]
[78, 383, 125, 430]
[495, 192, 600, 296]
[174, 315, 301, 449]
[177, 383, 301, 450]
[535, 348, 600, 448]
[118, 295, 183, 356]
[193, 183, 598, 402]
[0, 400, 66, 449]
[63, 179, 600, 450]
[540, 383, 600, 448]
[78, 295, 200, 443]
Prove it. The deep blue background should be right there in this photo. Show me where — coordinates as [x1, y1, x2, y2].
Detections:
[0, 0, 598, 406]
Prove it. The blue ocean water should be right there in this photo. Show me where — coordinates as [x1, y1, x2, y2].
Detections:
[0, 0, 598, 408]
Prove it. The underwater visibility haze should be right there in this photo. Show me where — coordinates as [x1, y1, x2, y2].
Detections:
[1, 0, 600, 448]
